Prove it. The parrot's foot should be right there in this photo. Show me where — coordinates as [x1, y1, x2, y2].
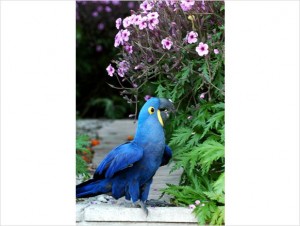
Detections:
[117, 199, 135, 208]
[137, 200, 149, 216]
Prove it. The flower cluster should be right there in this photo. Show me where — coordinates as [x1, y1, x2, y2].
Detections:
[114, 29, 131, 47]
[106, 0, 223, 79]
[117, 60, 130, 77]
[106, 0, 224, 106]
[116, 11, 160, 33]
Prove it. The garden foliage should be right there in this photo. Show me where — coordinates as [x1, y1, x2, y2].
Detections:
[107, 0, 224, 224]
[76, 134, 91, 180]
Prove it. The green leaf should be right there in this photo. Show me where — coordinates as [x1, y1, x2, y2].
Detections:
[213, 172, 225, 194]
[155, 84, 167, 97]
[76, 154, 90, 179]
[196, 140, 224, 174]
[76, 134, 90, 152]
[210, 205, 225, 225]
[169, 127, 193, 147]
[201, 109, 224, 139]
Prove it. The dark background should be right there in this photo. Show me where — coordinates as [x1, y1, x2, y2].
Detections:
[76, 1, 139, 119]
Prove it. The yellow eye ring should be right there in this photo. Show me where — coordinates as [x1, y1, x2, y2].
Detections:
[148, 107, 155, 115]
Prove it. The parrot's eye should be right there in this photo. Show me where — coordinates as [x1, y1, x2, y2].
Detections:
[148, 106, 155, 115]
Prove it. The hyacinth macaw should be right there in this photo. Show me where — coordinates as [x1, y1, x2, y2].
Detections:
[76, 97, 174, 215]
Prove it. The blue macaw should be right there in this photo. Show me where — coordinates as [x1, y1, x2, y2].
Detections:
[76, 97, 174, 215]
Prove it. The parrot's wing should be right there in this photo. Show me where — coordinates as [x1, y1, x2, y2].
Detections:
[94, 142, 144, 179]
[160, 145, 173, 166]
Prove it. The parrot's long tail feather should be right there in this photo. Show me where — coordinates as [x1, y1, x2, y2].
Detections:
[76, 178, 111, 198]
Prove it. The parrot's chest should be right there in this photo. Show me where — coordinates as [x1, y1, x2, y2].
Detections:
[134, 121, 165, 180]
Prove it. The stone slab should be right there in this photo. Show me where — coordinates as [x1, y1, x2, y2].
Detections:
[77, 222, 197, 226]
[84, 204, 197, 223]
[76, 203, 91, 222]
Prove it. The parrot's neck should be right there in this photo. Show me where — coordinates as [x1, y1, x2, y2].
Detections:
[134, 119, 165, 147]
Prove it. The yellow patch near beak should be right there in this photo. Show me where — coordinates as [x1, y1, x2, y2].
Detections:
[157, 109, 164, 127]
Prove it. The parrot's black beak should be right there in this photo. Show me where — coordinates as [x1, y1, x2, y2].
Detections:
[158, 98, 175, 123]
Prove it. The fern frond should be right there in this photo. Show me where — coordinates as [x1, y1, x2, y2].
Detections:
[196, 140, 224, 175]
[169, 127, 193, 147]
[213, 172, 225, 194]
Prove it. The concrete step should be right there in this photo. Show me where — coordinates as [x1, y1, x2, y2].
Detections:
[76, 203, 197, 225]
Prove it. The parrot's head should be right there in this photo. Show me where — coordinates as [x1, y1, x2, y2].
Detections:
[138, 97, 175, 127]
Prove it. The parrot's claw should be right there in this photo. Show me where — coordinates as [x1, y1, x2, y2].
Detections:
[137, 201, 149, 216]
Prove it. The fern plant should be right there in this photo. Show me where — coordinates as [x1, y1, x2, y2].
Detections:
[165, 101, 225, 225]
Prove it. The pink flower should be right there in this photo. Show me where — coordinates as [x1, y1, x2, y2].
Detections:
[196, 42, 209, 56]
[180, 0, 195, 11]
[195, 200, 201, 205]
[199, 93, 206, 99]
[140, 0, 153, 11]
[147, 12, 159, 19]
[128, 2, 135, 8]
[105, 6, 112, 12]
[111, 0, 120, 5]
[214, 49, 219, 54]
[144, 95, 152, 101]
[132, 14, 142, 25]
[181, 0, 195, 6]
[130, 15, 136, 23]
[116, 18, 122, 29]
[114, 30, 123, 47]
[106, 64, 115, 77]
[180, 3, 192, 11]
[186, 31, 198, 44]
[201, 0, 206, 10]
[148, 17, 159, 30]
[119, 60, 130, 70]
[96, 6, 103, 12]
[98, 23, 105, 30]
[123, 16, 132, 28]
[189, 204, 196, 210]
[117, 68, 125, 77]
[161, 38, 173, 50]
[124, 45, 133, 54]
[138, 17, 148, 30]
[92, 11, 98, 17]
[121, 29, 130, 42]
